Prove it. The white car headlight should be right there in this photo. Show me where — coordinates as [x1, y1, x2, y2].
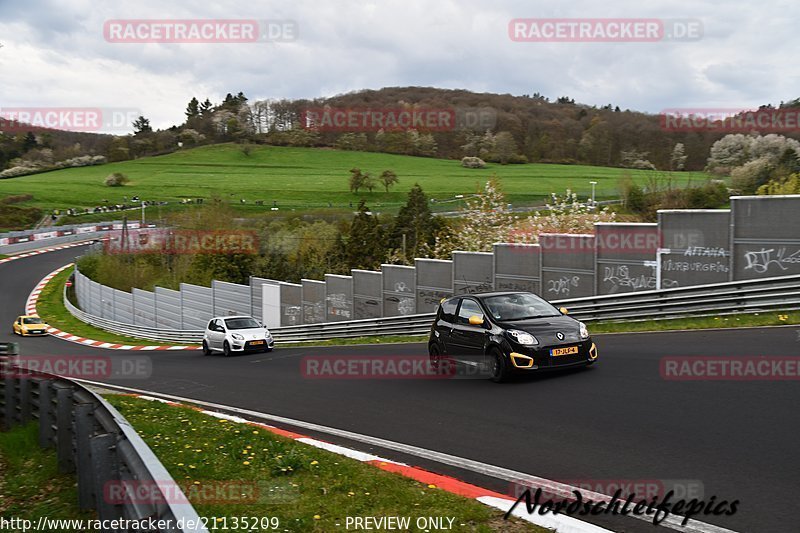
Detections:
[508, 329, 538, 346]
[579, 322, 590, 339]
[231, 333, 244, 340]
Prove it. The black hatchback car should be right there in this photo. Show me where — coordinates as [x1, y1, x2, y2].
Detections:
[428, 291, 598, 382]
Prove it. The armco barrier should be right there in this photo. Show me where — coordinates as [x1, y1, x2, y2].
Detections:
[64, 273, 800, 344]
[0, 356, 207, 533]
[0, 220, 152, 255]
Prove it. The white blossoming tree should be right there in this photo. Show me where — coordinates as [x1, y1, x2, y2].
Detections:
[431, 177, 513, 257]
[512, 189, 616, 244]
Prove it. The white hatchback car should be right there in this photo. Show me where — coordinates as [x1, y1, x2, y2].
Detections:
[202, 316, 275, 356]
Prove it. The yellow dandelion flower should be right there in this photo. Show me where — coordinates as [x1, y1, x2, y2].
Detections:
[310, 460, 319, 465]
[243, 461, 250, 465]
[313, 515, 321, 520]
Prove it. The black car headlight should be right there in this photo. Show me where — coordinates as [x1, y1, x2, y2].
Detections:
[579, 322, 590, 340]
[507, 329, 539, 346]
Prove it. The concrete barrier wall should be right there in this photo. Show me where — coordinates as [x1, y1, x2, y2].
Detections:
[212, 280, 251, 317]
[381, 264, 416, 317]
[179, 283, 213, 329]
[540, 234, 595, 299]
[493, 243, 541, 293]
[131, 288, 156, 327]
[155, 287, 182, 330]
[250, 277, 281, 323]
[301, 279, 326, 324]
[452, 251, 494, 294]
[595, 223, 658, 295]
[731, 195, 800, 280]
[415, 258, 454, 313]
[72, 197, 800, 327]
[325, 274, 353, 322]
[113, 288, 134, 325]
[658, 210, 731, 288]
[279, 282, 303, 326]
[353, 270, 383, 319]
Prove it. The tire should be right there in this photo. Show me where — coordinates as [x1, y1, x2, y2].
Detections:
[429, 343, 442, 370]
[202, 340, 211, 356]
[489, 348, 510, 383]
[223, 341, 232, 357]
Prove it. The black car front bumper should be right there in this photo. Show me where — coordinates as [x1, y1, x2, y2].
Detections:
[505, 339, 597, 372]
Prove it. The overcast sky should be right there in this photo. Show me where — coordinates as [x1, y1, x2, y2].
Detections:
[1, 0, 798, 132]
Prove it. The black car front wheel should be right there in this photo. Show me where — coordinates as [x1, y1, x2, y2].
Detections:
[202, 340, 211, 356]
[490, 348, 510, 383]
[429, 343, 443, 370]
[223, 341, 232, 357]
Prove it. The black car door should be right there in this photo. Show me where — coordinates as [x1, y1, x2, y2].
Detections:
[434, 297, 458, 352]
[449, 298, 488, 369]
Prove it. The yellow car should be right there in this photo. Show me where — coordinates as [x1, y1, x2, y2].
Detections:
[12, 315, 50, 336]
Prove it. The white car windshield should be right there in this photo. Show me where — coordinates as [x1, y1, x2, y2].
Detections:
[482, 293, 561, 321]
[224, 317, 261, 330]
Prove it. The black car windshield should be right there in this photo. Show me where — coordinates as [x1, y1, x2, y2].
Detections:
[23, 317, 44, 324]
[224, 317, 261, 330]
[482, 293, 561, 321]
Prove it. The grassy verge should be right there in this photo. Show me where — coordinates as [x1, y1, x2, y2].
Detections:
[0, 254, 8, 260]
[37, 268, 183, 346]
[0, 423, 95, 523]
[588, 310, 799, 334]
[105, 395, 543, 532]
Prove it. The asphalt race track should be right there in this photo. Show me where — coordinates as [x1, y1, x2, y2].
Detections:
[3, 244, 799, 532]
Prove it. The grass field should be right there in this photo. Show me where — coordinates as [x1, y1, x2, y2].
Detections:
[0, 144, 711, 218]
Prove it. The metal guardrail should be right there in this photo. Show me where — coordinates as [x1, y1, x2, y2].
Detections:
[62, 274, 800, 344]
[0, 355, 207, 533]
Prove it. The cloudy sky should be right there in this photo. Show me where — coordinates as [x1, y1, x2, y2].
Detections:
[1, 0, 798, 132]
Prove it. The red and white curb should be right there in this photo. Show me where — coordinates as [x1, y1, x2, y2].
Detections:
[130, 393, 611, 533]
[0, 241, 93, 265]
[26, 263, 199, 351]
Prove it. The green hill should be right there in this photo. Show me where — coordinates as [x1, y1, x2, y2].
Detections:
[0, 143, 710, 216]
